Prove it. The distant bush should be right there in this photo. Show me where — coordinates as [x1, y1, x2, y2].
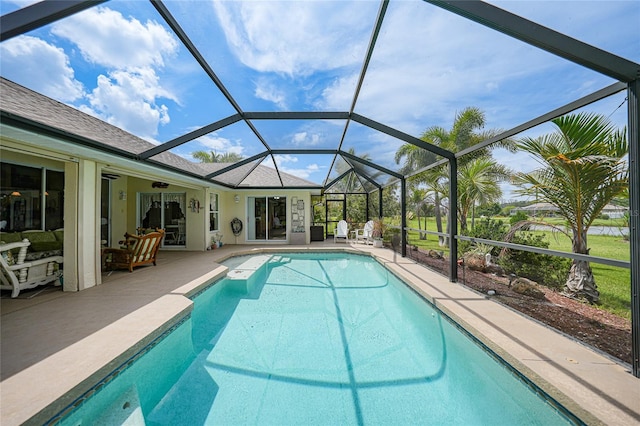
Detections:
[497, 232, 571, 290]
[476, 202, 501, 217]
[501, 205, 516, 216]
[509, 211, 528, 225]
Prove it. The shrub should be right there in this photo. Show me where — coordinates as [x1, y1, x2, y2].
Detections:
[497, 232, 571, 290]
[459, 218, 507, 257]
[476, 202, 501, 217]
[509, 210, 528, 225]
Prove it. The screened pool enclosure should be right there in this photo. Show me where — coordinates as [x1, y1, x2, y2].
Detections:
[1, 0, 638, 376]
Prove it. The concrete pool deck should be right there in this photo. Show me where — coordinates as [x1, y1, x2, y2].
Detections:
[1, 243, 638, 425]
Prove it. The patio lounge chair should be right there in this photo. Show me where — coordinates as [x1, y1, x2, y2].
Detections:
[334, 220, 349, 243]
[103, 229, 165, 272]
[0, 239, 63, 298]
[355, 220, 374, 244]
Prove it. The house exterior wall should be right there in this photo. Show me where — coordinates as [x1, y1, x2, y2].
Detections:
[221, 190, 312, 245]
[1, 132, 316, 296]
[109, 175, 128, 246]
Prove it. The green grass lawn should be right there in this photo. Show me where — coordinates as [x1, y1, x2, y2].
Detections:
[399, 217, 631, 319]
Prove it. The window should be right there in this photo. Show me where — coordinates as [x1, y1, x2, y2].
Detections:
[209, 193, 219, 232]
[0, 162, 63, 232]
[45, 169, 64, 230]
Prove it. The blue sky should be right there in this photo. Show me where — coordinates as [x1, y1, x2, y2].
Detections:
[1, 0, 638, 199]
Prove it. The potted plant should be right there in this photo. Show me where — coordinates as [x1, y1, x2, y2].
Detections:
[209, 232, 223, 249]
[371, 218, 386, 248]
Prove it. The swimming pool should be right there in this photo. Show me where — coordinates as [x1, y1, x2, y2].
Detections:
[55, 252, 579, 425]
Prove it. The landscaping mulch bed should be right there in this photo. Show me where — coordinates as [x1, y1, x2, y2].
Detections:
[399, 245, 632, 365]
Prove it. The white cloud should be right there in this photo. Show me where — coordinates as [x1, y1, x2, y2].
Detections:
[212, 1, 374, 75]
[319, 74, 359, 110]
[322, 1, 634, 142]
[254, 78, 287, 109]
[45, 6, 181, 141]
[348, 4, 558, 132]
[274, 154, 298, 165]
[51, 6, 178, 70]
[271, 154, 322, 179]
[313, 0, 638, 176]
[83, 70, 172, 141]
[279, 163, 321, 179]
[0, 35, 84, 102]
[291, 131, 320, 146]
[192, 133, 245, 157]
[292, 133, 307, 144]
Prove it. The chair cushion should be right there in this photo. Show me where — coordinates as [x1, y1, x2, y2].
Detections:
[21, 231, 63, 252]
[0, 232, 24, 255]
[0, 232, 22, 244]
[53, 229, 64, 243]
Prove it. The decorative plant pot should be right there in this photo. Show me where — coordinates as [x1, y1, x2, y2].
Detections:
[373, 239, 383, 248]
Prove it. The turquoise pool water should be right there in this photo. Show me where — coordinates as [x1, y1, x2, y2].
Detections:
[56, 253, 578, 425]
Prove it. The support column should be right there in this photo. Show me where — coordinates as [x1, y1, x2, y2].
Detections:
[628, 79, 639, 378]
[448, 158, 458, 282]
[63, 161, 78, 292]
[401, 178, 407, 257]
[76, 159, 99, 291]
[366, 193, 370, 221]
[378, 187, 383, 218]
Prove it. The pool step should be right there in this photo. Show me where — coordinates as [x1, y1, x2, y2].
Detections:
[226, 255, 272, 294]
[269, 255, 290, 264]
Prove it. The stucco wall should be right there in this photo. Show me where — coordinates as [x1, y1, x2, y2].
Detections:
[218, 190, 312, 245]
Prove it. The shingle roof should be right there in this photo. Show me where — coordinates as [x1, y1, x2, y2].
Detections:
[0, 77, 318, 188]
[1, 77, 153, 155]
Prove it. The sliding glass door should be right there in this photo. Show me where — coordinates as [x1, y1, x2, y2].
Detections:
[139, 192, 186, 246]
[247, 196, 286, 241]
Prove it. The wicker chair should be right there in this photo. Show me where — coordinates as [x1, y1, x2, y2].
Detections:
[103, 229, 165, 272]
[0, 239, 63, 298]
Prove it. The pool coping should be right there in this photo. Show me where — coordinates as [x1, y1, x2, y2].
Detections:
[1, 245, 638, 425]
[364, 250, 636, 426]
[1, 262, 229, 426]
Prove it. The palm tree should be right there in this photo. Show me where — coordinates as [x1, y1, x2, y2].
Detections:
[408, 184, 429, 239]
[192, 150, 244, 163]
[514, 112, 628, 302]
[458, 157, 510, 231]
[395, 144, 444, 243]
[396, 107, 513, 244]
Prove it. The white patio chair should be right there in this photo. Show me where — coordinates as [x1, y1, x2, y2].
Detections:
[334, 220, 349, 243]
[0, 239, 63, 298]
[355, 220, 374, 244]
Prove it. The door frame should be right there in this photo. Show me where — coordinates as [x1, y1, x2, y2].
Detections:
[325, 198, 346, 238]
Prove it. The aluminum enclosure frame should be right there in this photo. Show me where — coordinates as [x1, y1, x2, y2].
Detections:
[1, 0, 638, 376]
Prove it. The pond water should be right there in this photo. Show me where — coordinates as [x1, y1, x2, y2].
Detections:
[530, 225, 628, 237]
